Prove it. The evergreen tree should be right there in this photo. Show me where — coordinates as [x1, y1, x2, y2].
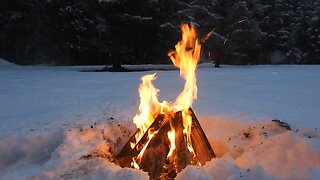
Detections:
[0, 0, 319, 66]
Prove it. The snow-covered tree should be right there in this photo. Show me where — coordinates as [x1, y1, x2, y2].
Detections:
[1, 0, 319, 66]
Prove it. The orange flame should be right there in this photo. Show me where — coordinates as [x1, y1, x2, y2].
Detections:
[132, 73, 161, 147]
[168, 23, 201, 111]
[169, 23, 201, 145]
[167, 129, 176, 158]
[131, 23, 201, 167]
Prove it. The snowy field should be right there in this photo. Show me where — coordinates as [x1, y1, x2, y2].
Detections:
[0, 59, 319, 179]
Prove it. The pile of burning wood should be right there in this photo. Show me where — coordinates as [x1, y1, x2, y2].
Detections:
[116, 24, 216, 179]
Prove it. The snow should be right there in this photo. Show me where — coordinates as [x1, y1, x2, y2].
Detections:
[0, 58, 19, 68]
[0, 59, 319, 179]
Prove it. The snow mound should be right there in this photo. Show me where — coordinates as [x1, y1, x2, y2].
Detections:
[1, 117, 319, 179]
[0, 58, 18, 68]
[197, 117, 320, 179]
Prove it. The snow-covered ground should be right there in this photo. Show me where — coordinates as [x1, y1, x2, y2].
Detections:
[0, 58, 319, 179]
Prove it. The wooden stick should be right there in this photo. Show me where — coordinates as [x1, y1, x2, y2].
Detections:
[116, 114, 165, 167]
[189, 108, 216, 165]
[116, 129, 139, 159]
[140, 118, 171, 180]
[171, 111, 191, 172]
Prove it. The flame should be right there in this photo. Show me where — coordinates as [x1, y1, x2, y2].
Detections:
[132, 158, 140, 169]
[131, 23, 201, 169]
[132, 73, 161, 147]
[168, 23, 201, 111]
[182, 109, 192, 140]
[132, 129, 158, 169]
[138, 129, 158, 159]
[167, 129, 176, 158]
[168, 23, 201, 146]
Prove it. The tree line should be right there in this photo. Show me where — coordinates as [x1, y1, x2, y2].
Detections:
[0, 0, 319, 68]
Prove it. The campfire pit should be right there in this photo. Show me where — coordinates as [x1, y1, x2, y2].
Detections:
[116, 23, 216, 179]
[117, 108, 215, 179]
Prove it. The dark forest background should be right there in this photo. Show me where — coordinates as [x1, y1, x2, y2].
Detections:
[0, 0, 319, 67]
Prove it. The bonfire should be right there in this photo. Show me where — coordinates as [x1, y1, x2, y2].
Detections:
[116, 24, 216, 179]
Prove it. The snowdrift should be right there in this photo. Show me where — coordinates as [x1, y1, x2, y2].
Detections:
[0, 58, 18, 68]
[0, 117, 319, 179]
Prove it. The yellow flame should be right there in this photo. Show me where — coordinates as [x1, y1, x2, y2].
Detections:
[132, 158, 140, 169]
[169, 23, 201, 147]
[167, 129, 176, 158]
[131, 23, 201, 166]
[130, 142, 135, 149]
[169, 23, 201, 111]
[133, 73, 161, 146]
[132, 129, 158, 168]
[138, 130, 157, 159]
[182, 109, 192, 140]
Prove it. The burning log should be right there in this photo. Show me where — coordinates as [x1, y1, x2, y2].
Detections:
[117, 114, 165, 168]
[116, 108, 215, 179]
[171, 111, 191, 171]
[189, 108, 216, 165]
[139, 118, 171, 179]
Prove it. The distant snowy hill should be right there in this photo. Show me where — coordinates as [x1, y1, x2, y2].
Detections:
[0, 58, 18, 68]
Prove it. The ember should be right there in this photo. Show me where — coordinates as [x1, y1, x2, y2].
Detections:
[116, 23, 216, 179]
